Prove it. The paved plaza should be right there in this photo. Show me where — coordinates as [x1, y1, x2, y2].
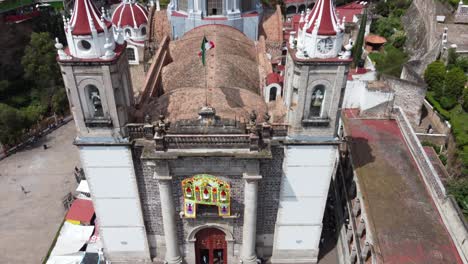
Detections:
[0, 122, 80, 264]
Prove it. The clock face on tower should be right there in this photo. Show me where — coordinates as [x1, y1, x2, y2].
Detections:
[317, 38, 334, 54]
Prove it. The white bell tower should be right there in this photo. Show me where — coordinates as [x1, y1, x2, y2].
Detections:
[56, 0, 151, 262]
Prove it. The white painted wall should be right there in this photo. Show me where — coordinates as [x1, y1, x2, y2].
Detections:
[80, 145, 150, 261]
[343, 78, 394, 111]
[272, 145, 338, 259]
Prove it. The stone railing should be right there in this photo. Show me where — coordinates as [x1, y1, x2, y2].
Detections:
[394, 107, 468, 262]
[127, 123, 145, 140]
[271, 123, 288, 137]
[126, 121, 288, 151]
[163, 134, 252, 149]
[394, 107, 446, 199]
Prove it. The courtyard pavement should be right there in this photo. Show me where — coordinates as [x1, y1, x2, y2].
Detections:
[0, 122, 80, 264]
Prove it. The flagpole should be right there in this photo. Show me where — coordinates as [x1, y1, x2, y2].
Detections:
[204, 59, 207, 107]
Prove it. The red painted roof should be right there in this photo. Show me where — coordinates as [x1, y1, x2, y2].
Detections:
[336, 1, 366, 23]
[344, 115, 463, 264]
[69, 0, 112, 35]
[65, 199, 95, 223]
[266, 73, 283, 85]
[305, 0, 341, 35]
[111, 0, 148, 29]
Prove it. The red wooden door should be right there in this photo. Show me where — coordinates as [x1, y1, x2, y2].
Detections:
[195, 228, 227, 264]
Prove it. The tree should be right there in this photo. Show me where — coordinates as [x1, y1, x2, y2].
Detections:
[375, 1, 389, 17]
[424, 60, 446, 99]
[456, 57, 468, 73]
[0, 104, 28, 145]
[445, 67, 466, 99]
[51, 88, 69, 115]
[353, 9, 367, 67]
[373, 44, 408, 77]
[463, 89, 468, 112]
[21, 32, 60, 92]
[372, 16, 402, 39]
[447, 48, 458, 70]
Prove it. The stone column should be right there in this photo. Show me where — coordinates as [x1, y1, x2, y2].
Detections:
[156, 175, 182, 264]
[241, 173, 262, 264]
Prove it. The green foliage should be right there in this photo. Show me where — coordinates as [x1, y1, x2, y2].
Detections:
[447, 178, 468, 215]
[353, 9, 367, 67]
[440, 96, 458, 110]
[51, 88, 69, 115]
[445, 67, 466, 99]
[375, 1, 390, 16]
[370, 44, 408, 77]
[372, 16, 402, 39]
[21, 103, 47, 124]
[426, 91, 451, 120]
[447, 48, 458, 69]
[32, 11, 66, 44]
[21, 32, 60, 89]
[456, 57, 468, 73]
[463, 90, 468, 112]
[0, 103, 28, 145]
[424, 60, 446, 98]
[390, 31, 406, 49]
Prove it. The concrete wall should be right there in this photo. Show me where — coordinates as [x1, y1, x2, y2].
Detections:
[271, 145, 338, 264]
[342, 80, 394, 112]
[80, 145, 151, 262]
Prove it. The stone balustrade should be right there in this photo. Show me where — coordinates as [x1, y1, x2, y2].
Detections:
[127, 123, 145, 140]
[163, 134, 252, 149]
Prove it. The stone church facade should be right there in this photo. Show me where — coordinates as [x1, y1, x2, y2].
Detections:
[53, 0, 379, 263]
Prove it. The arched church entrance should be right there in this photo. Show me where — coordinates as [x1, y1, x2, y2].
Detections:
[195, 228, 227, 264]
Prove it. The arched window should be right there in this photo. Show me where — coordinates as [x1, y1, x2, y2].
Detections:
[286, 5, 297, 15]
[127, 47, 136, 62]
[141, 26, 147, 36]
[207, 0, 223, 15]
[298, 4, 306, 13]
[125, 28, 131, 37]
[309, 85, 325, 118]
[269, 86, 277, 101]
[86, 85, 103, 118]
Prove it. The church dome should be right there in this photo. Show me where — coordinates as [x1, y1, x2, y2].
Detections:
[69, 0, 112, 35]
[111, 0, 148, 42]
[304, 0, 342, 35]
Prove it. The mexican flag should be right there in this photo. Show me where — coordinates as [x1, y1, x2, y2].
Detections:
[199, 36, 215, 66]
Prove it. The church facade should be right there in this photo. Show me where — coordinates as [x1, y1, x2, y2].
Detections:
[55, 0, 358, 263]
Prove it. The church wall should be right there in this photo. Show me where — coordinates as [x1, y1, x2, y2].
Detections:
[170, 15, 260, 40]
[257, 146, 284, 258]
[133, 145, 285, 262]
[132, 146, 165, 259]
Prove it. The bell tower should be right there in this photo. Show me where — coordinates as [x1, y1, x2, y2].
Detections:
[272, 1, 352, 263]
[283, 0, 350, 139]
[56, 0, 151, 262]
[57, 0, 133, 139]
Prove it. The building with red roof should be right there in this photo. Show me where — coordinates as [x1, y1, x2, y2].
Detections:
[65, 199, 95, 225]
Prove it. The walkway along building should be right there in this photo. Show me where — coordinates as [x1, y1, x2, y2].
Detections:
[55, 0, 468, 263]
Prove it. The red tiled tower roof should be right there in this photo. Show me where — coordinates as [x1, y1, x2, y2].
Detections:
[69, 0, 112, 35]
[305, 0, 341, 35]
[111, 0, 148, 29]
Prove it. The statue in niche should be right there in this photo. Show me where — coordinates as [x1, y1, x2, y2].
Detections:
[90, 90, 104, 117]
[309, 86, 324, 117]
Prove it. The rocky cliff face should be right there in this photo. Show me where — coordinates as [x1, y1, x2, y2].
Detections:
[402, 0, 441, 76]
